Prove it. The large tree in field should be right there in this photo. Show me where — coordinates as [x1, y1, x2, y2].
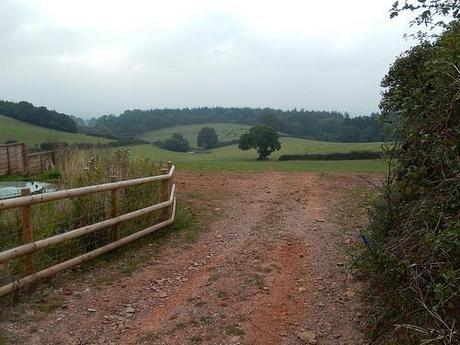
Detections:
[238, 126, 281, 160]
[197, 127, 219, 149]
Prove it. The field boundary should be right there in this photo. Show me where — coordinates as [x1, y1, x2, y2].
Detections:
[0, 142, 57, 176]
[0, 162, 176, 297]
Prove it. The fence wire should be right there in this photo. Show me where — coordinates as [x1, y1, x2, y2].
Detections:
[0, 178, 166, 292]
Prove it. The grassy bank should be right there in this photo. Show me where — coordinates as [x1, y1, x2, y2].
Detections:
[0, 114, 111, 147]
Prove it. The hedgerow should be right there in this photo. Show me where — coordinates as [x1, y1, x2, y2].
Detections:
[357, 22, 459, 344]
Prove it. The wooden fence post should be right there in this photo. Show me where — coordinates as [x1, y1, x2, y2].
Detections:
[167, 161, 174, 216]
[160, 167, 170, 220]
[21, 188, 34, 275]
[167, 160, 173, 191]
[21, 143, 28, 176]
[6, 146, 11, 175]
[110, 175, 121, 241]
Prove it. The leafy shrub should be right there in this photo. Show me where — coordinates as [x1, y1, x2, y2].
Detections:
[158, 133, 190, 152]
[357, 22, 460, 344]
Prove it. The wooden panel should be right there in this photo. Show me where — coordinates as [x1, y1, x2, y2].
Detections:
[0, 143, 26, 175]
[0, 143, 58, 176]
[0, 147, 8, 176]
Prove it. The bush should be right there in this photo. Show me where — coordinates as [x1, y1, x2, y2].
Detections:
[357, 22, 460, 344]
[160, 133, 190, 152]
[279, 150, 381, 161]
[104, 138, 149, 147]
[40, 142, 69, 151]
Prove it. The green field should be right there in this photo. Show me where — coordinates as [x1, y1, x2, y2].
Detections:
[127, 135, 386, 172]
[0, 117, 386, 172]
[0, 114, 112, 147]
[139, 123, 253, 146]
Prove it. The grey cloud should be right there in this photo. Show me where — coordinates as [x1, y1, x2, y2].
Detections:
[0, 1, 413, 117]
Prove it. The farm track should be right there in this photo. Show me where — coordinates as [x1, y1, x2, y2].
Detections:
[3, 171, 374, 345]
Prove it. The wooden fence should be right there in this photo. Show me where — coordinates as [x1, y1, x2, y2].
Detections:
[0, 162, 176, 297]
[0, 142, 56, 176]
[26, 151, 55, 175]
[0, 143, 27, 176]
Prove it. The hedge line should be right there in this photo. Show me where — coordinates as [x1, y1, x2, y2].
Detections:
[278, 150, 382, 161]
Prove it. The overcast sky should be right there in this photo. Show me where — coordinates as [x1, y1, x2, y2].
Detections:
[0, 0, 414, 118]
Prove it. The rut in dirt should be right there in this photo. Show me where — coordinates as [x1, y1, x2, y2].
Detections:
[4, 172, 369, 345]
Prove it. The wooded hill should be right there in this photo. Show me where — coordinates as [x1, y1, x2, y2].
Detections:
[88, 108, 385, 142]
[0, 100, 385, 143]
[0, 100, 77, 133]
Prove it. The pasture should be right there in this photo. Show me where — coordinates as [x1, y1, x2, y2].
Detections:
[133, 123, 385, 172]
[0, 114, 112, 147]
[139, 123, 253, 146]
[129, 138, 385, 172]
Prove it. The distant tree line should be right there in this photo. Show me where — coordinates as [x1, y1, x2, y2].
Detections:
[88, 108, 386, 142]
[0, 100, 386, 143]
[0, 100, 78, 133]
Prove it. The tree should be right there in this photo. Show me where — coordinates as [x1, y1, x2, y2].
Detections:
[197, 127, 219, 149]
[238, 126, 281, 160]
[161, 133, 190, 152]
[390, 0, 459, 31]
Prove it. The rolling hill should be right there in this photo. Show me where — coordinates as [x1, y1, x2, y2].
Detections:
[130, 124, 384, 171]
[0, 114, 112, 147]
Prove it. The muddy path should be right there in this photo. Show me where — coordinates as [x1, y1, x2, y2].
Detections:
[1, 171, 374, 345]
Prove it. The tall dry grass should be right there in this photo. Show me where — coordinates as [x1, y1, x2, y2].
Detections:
[0, 148, 164, 289]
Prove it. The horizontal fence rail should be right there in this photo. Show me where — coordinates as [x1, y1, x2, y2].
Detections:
[0, 162, 176, 298]
[0, 165, 175, 210]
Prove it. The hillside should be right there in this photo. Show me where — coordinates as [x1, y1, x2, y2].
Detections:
[0, 114, 112, 147]
[0, 100, 77, 133]
[139, 123, 253, 146]
[92, 107, 384, 142]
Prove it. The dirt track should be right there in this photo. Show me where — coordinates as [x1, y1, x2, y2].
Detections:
[3, 171, 372, 345]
